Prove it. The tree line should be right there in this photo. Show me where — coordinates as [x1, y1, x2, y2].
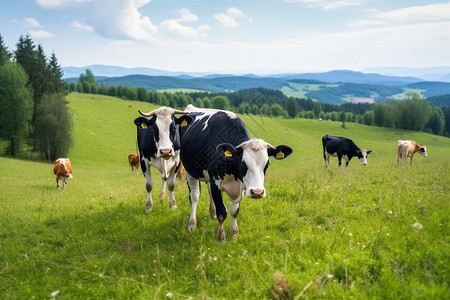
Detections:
[0, 33, 72, 160]
[69, 69, 449, 137]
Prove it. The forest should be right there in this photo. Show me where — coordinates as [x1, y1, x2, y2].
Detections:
[0, 34, 71, 160]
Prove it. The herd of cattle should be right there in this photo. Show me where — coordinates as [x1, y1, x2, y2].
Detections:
[53, 105, 427, 243]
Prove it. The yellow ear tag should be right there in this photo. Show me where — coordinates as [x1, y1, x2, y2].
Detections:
[180, 119, 188, 127]
[276, 151, 285, 159]
[141, 122, 147, 128]
[224, 149, 233, 157]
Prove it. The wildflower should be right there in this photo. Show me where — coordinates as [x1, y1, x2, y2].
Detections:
[166, 292, 173, 298]
[51, 290, 60, 298]
[348, 233, 352, 236]
[388, 210, 393, 214]
[327, 274, 333, 278]
[412, 222, 423, 230]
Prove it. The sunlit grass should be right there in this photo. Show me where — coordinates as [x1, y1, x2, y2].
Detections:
[0, 93, 449, 299]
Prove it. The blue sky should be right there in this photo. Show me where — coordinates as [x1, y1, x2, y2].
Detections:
[1, 0, 449, 74]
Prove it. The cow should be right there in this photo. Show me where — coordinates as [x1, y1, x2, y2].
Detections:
[179, 105, 293, 243]
[128, 152, 139, 173]
[53, 158, 73, 189]
[397, 140, 427, 166]
[322, 134, 372, 168]
[133, 106, 192, 213]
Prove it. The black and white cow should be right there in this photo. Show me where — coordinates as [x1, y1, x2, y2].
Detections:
[134, 107, 192, 213]
[322, 134, 372, 168]
[179, 105, 293, 243]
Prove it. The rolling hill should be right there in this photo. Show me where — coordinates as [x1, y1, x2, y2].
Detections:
[63, 65, 450, 104]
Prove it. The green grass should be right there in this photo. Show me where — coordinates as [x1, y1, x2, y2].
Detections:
[1, 93, 449, 299]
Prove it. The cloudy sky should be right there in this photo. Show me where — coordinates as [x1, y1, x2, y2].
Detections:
[1, 0, 449, 74]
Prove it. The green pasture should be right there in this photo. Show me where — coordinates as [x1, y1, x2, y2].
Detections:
[1, 93, 449, 299]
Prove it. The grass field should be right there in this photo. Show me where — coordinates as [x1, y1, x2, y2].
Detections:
[1, 93, 449, 299]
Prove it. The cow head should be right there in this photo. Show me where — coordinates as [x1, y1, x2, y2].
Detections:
[135, 107, 192, 159]
[418, 146, 427, 157]
[356, 149, 372, 165]
[217, 138, 293, 198]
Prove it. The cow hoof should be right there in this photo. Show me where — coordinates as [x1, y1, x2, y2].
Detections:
[159, 192, 165, 199]
[187, 220, 197, 231]
[231, 226, 239, 235]
[210, 209, 217, 220]
[170, 204, 177, 210]
[217, 230, 226, 243]
[145, 205, 153, 214]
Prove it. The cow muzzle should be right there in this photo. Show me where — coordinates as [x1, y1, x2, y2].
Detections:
[249, 188, 265, 198]
[159, 148, 173, 159]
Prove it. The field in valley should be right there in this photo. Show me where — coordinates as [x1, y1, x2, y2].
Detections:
[0, 93, 449, 299]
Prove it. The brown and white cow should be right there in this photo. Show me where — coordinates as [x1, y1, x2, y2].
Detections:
[53, 158, 73, 189]
[128, 152, 139, 173]
[397, 140, 427, 166]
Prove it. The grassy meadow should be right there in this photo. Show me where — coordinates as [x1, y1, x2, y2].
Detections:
[0, 93, 449, 299]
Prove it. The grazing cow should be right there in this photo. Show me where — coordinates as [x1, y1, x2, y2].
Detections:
[53, 158, 73, 189]
[322, 134, 372, 168]
[128, 152, 139, 173]
[134, 106, 192, 213]
[397, 140, 427, 166]
[179, 105, 293, 243]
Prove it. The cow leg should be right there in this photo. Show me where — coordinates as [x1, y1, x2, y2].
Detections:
[206, 182, 217, 219]
[166, 168, 177, 210]
[410, 155, 413, 165]
[159, 179, 166, 199]
[325, 153, 331, 169]
[338, 155, 343, 167]
[209, 182, 227, 243]
[144, 167, 154, 214]
[229, 196, 242, 235]
[187, 173, 200, 231]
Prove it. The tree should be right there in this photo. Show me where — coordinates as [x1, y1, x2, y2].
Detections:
[47, 52, 65, 93]
[0, 34, 11, 66]
[0, 62, 33, 156]
[270, 103, 284, 117]
[362, 110, 374, 125]
[286, 97, 298, 118]
[212, 95, 230, 110]
[313, 101, 322, 117]
[396, 93, 432, 131]
[78, 69, 98, 93]
[425, 107, 445, 135]
[34, 93, 73, 160]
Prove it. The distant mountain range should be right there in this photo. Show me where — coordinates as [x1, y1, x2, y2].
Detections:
[62, 65, 450, 104]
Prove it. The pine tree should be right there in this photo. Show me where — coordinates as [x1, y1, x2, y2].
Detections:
[47, 51, 66, 93]
[0, 33, 11, 66]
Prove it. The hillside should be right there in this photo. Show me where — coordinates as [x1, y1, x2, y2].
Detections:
[64, 68, 450, 104]
[1, 93, 449, 299]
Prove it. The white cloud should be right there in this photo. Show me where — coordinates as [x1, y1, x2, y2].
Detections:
[24, 17, 41, 28]
[36, 0, 92, 9]
[370, 2, 450, 23]
[214, 7, 251, 28]
[285, 0, 361, 10]
[85, 0, 157, 42]
[29, 30, 54, 38]
[350, 2, 450, 27]
[70, 21, 94, 31]
[158, 8, 210, 38]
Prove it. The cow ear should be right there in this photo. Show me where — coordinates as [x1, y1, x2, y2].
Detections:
[134, 117, 151, 129]
[176, 115, 193, 128]
[367, 150, 372, 154]
[268, 145, 293, 160]
[217, 143, 239, 159]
